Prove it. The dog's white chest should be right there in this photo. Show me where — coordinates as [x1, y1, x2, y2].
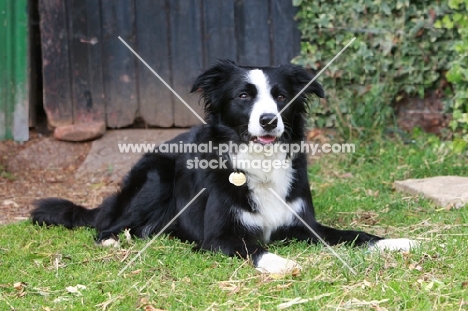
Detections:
[241, 194, 303, 243]
[235, 150, 303, 242]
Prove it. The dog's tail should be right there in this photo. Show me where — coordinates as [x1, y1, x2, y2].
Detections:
[31, 198, 99, 229]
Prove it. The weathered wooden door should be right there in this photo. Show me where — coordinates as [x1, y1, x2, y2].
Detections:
[40, 0, 300, 128]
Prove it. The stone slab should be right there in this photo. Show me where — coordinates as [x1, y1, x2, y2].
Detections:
[75, 129, 186, 183]
[54, 121, 106, 142]
[394, 176, 468, 208]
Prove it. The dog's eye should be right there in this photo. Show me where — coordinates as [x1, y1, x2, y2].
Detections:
[277, 94, 286, 101]
[239, 92, 250, 99]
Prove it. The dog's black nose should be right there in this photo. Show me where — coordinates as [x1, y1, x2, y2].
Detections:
[259, 113, 278, 131]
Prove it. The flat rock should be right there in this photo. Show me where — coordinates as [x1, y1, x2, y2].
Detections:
[75, 129, 186, 183]
[394, 176, 468, 208]
[54, 121, 106, 142]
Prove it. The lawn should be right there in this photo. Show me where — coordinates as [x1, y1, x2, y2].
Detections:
[1, 134, 467, 310]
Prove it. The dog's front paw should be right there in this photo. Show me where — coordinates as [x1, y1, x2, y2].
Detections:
[369, 238, 420, 252]
[255, 253, 301, 274]
[99, 237, 120, 248]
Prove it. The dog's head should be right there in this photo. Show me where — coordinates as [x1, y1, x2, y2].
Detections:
[191, 60, 324, 144]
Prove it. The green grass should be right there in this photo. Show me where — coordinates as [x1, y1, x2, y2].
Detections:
[0, 164, 15, 180]
[1, 135, 467, 310]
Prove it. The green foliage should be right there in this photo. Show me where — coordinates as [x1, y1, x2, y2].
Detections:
[436, 0, 468, 141]
[293, 0, 458, 138]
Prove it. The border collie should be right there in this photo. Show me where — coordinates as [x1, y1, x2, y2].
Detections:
[31, 60, 416, 274]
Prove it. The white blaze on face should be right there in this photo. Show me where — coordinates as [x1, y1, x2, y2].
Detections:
[247, 69, 284, 137]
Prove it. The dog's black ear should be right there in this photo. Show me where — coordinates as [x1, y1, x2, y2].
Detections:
[191, 60, 238, 118]
[190, 59, 237, 94]
[288, 65, 325, 98]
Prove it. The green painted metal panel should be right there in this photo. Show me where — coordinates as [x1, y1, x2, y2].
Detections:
[0, 0, 29, 141]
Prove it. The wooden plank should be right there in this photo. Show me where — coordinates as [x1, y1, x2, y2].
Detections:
[39, 0, 73, 127]
[170, 0, 204, 127]
[101, 0, 138, 128]
[67, 0, 105, 124]
[202, 0, 236, 65]
[135, 0, 174, 127]
[29, 0, 41, 128]
[0, 0, 29, 140]
[270, 0, 300, 65]
[11, 0, 29, 140]
[234, 0, 271, 67]
[0, 0, 12, 139]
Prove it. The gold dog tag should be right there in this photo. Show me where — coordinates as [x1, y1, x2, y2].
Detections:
[229, 172, 246, 186]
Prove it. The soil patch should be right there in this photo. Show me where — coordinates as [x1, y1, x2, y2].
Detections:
[0, 131, 117, 225]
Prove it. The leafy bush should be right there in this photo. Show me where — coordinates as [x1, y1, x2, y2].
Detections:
[293, 0, 458, 138]
[436, 0, 468, 143]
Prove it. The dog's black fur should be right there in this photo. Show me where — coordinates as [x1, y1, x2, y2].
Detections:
[31, 60, 382, 271]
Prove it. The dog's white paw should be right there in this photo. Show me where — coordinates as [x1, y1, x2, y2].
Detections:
[255, 253, 301, 274]
[369, 238, 420, 252]
[100, 238, 120, 248]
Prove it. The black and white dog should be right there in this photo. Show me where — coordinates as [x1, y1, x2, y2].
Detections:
[31, 60, 416, 274]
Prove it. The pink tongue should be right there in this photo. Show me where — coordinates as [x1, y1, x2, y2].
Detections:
[258, 136, 276, 144]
